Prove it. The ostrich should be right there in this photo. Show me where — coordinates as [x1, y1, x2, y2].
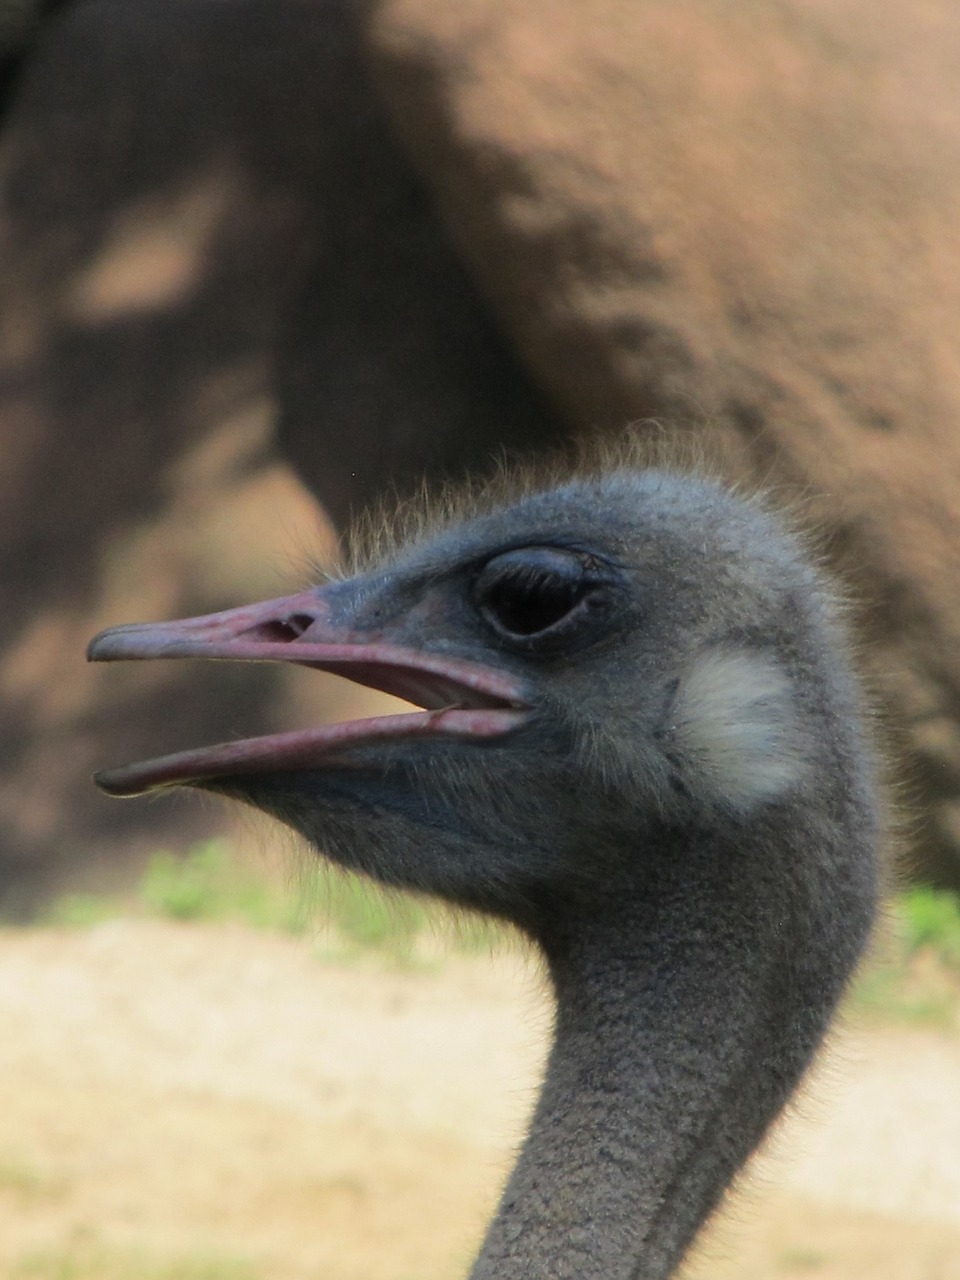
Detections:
[88, 463, 880, 1279]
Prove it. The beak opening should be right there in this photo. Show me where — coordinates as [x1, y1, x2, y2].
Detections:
[89, 588, 531, 798]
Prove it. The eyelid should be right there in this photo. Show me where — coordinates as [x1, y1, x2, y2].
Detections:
[471, 546, 618, 651]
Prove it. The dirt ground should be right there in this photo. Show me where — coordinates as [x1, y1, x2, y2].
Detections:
[1, 919, 959, 1280]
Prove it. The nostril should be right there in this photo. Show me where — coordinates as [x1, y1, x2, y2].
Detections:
[283, 613, 317, 638]
[242, 614, 316, 644]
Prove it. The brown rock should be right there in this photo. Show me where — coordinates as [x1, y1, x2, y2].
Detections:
[0, 0, 561, 912]
[370, 0, 960, 884]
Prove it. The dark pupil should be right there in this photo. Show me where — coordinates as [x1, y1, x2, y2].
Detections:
[485, 569, 585, 636]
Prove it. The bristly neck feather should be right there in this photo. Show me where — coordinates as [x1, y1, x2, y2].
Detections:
[470, 818, 875, 1280]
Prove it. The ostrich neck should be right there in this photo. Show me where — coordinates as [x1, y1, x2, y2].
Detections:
[470, 845, 842, 1280]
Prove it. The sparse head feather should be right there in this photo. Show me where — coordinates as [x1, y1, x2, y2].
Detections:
[340, 426, 775, 578]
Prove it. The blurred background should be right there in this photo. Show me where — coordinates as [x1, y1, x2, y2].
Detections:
[1, 1, 959, 1277]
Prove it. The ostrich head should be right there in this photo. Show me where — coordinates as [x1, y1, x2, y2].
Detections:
[89, 466, 880, 1279]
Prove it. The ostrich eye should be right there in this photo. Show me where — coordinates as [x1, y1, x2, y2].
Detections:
[473, 547, 612, 648]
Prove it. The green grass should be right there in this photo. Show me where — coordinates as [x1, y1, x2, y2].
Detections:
[898, 885, 960, 967]
[138, 841, 304, 932]
[44, 894, 123, 928]
[852, 886, 960, 1025]
[43, 842, 960, 1014]
[46, 839, 505, 965]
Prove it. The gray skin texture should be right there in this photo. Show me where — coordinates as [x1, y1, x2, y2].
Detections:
[91, 469, 881, 1279]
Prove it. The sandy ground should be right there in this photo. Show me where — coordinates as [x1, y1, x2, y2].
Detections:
[1, 919, 959, 1280]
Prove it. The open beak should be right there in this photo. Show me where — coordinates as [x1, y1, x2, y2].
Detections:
[87, 587, 531, 797]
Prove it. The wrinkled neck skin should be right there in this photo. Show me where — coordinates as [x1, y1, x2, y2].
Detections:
[471, 820, 876, 1280]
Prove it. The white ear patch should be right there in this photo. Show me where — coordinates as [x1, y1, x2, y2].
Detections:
[669, 649, 809, 813]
